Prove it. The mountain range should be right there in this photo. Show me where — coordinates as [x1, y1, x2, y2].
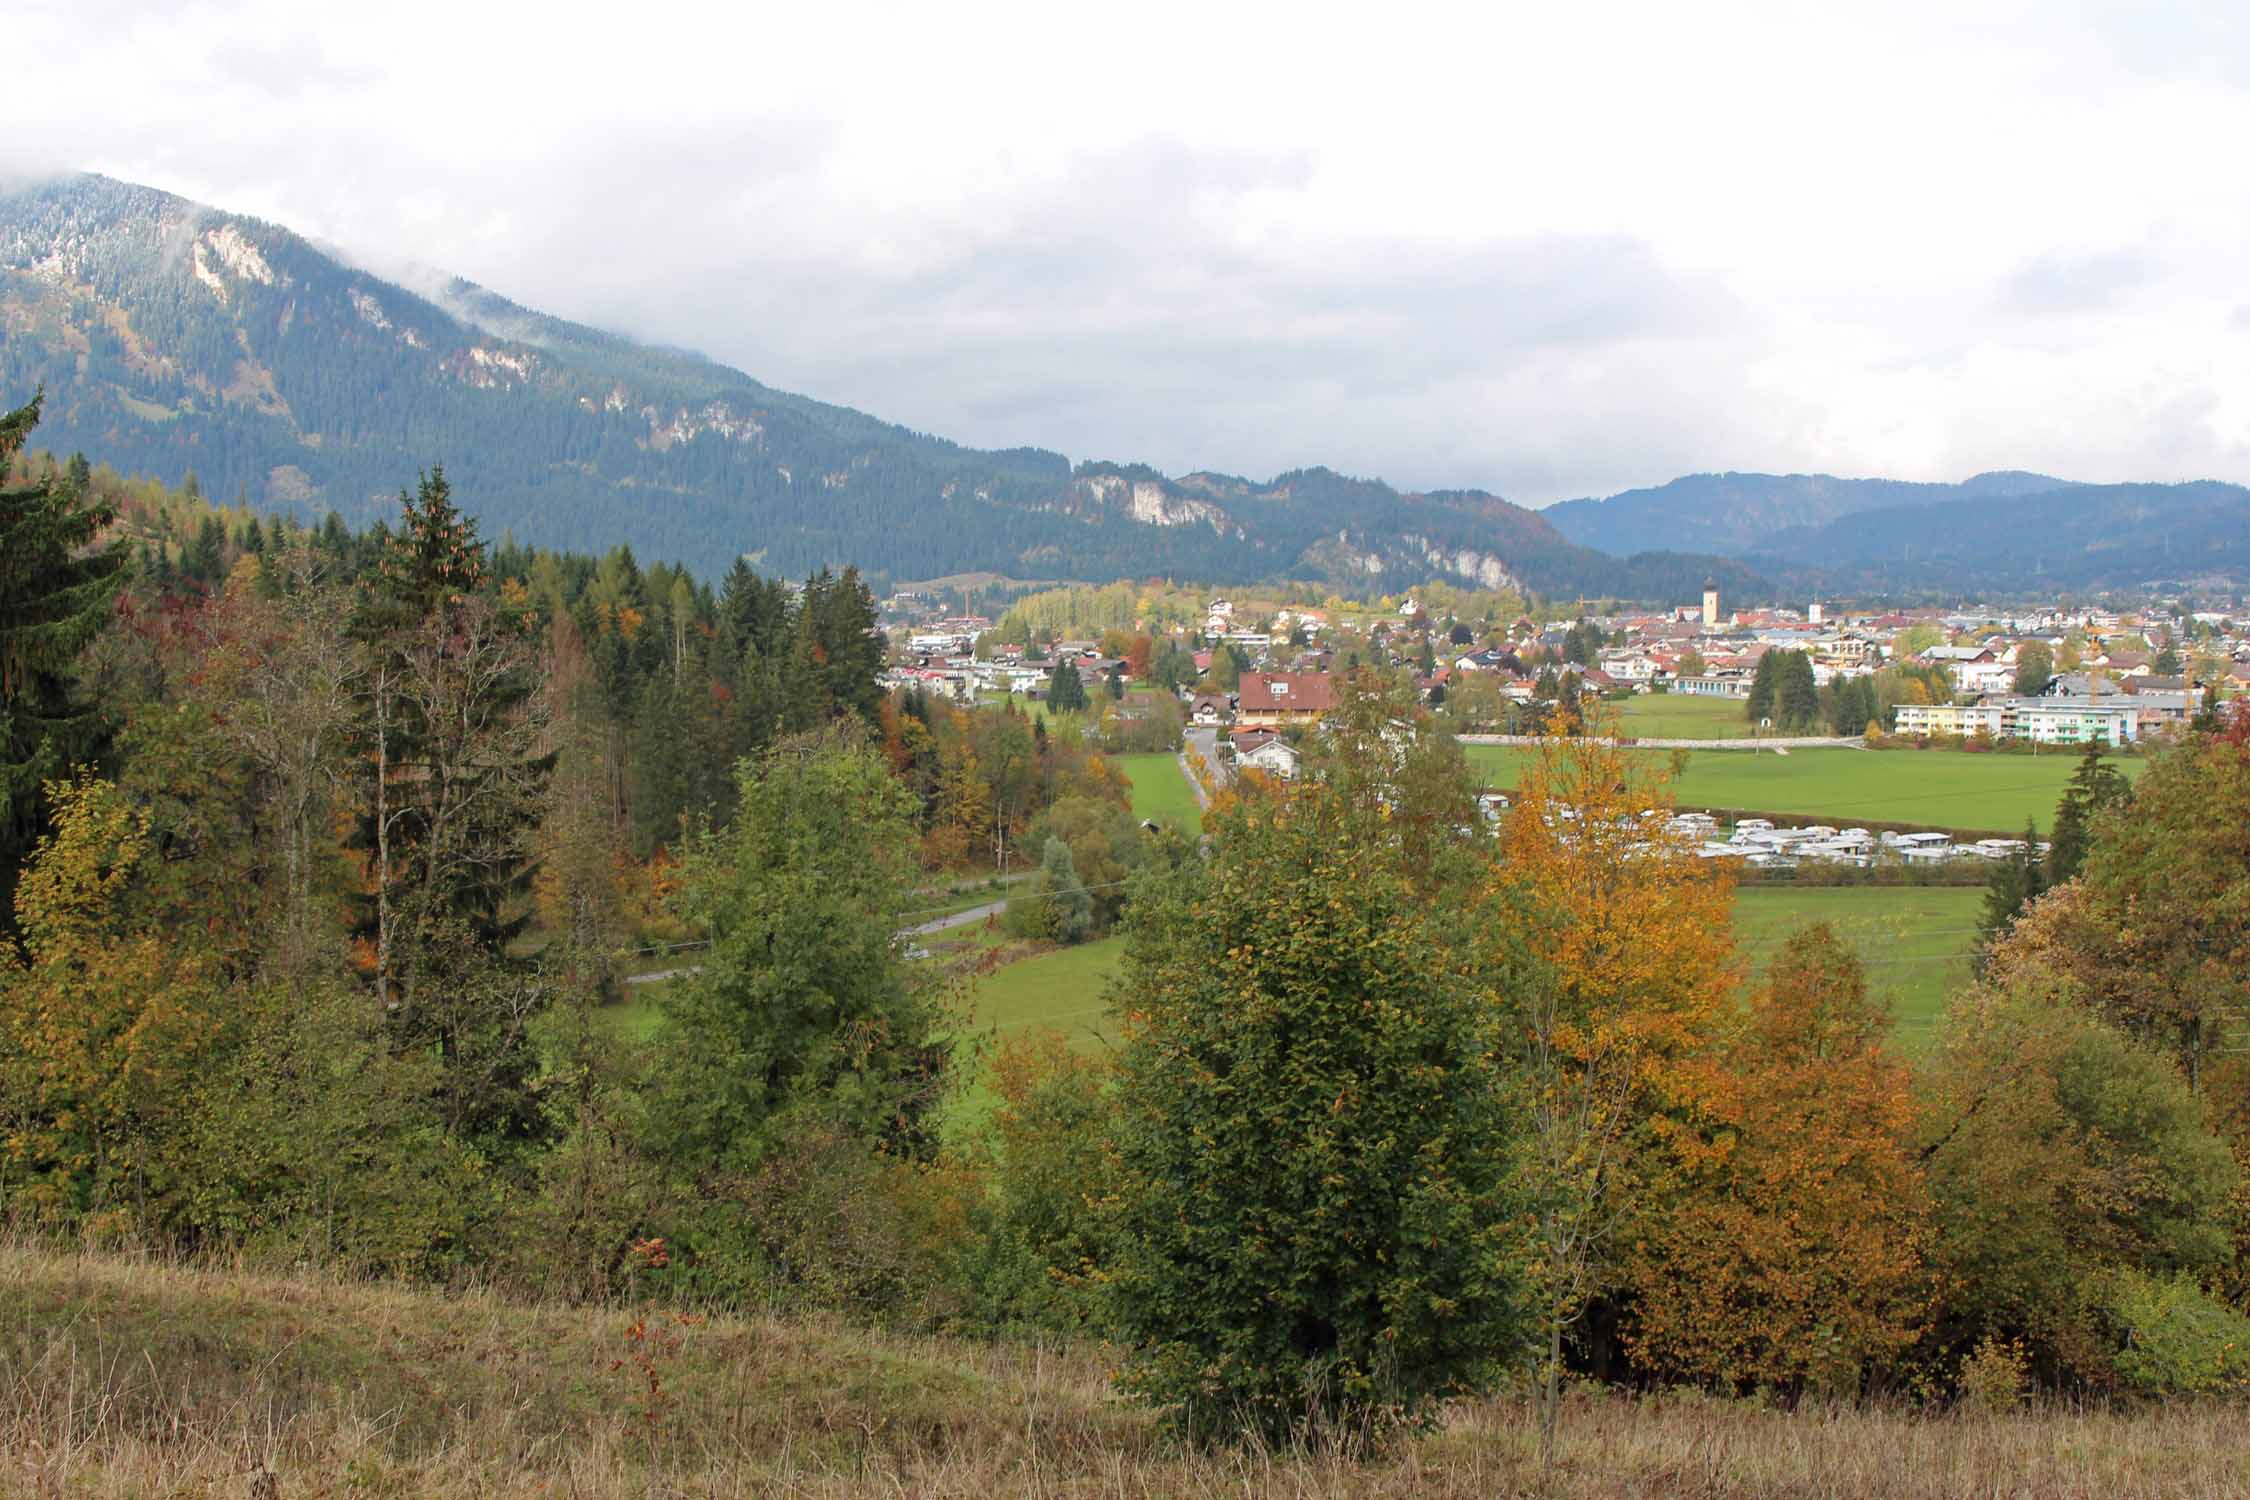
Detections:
[1545, 472, 2250, 592]
[3, 172, 2242, 599]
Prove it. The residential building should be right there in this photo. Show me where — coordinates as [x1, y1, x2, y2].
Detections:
[1231, 729, 1301, 780]
[1236, 671, 1336, 730]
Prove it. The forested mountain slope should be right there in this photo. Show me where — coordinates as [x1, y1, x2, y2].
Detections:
[1542, 471, 2081, 557]
[0, 172, 1757, 601]
[1746, 480, 2250, 591]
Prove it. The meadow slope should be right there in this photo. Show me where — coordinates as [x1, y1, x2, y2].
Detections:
[7, 1245, 2248, 1498]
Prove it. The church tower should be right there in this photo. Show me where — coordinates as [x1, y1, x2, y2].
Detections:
[1701, 578, 1720, 631]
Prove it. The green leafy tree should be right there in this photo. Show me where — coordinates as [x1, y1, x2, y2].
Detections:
[1028, 793, 1146, 930]
[647, 728, 949, 1170]
[1109, 708, 1528, 1444]
[1921, 977, 2238, 1383]
[2013, 642, 2055, 697]
[0, 394, 127, 937]
[2058, 735, 2248, 1092]
[0, 776, 217, 1221]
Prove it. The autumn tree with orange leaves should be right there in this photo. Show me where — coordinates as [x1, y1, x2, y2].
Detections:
[1623, 924, 1931, 1394]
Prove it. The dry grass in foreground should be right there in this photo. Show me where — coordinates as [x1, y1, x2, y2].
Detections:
[6, 1243, 2250, 1498]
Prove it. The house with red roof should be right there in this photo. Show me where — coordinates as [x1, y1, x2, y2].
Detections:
[1236, 671, 1335, 731]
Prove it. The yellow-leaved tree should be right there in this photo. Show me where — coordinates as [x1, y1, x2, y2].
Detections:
[1489, 712, 1736, 1464]
[0, 775, 218, 1226]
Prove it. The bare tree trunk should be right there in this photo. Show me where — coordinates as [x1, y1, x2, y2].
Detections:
[1539, 1312, 1563, 1482]
[373, 663, 395, 1010]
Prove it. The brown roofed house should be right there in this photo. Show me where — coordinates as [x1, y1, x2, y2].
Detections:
[1236, 671, 1335, 731]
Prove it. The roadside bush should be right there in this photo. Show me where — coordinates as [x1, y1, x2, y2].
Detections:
[1026, 795, 1147, 931]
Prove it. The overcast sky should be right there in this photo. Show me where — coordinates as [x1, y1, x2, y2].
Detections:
[16, 0, 2250, 504]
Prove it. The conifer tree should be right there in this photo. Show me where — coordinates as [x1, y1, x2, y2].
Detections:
[1777, 651, 1820, 730]
[1046, 657, 1088, 713]
[2046, 740, 2131, 885]
[1745, 650, 1779, 725]
[350, 470, 555, 1153]
[1975, 819, 2045, 974]
[0, 394, 127, 937]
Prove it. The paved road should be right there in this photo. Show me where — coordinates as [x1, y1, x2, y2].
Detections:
[1456, 733, 1865, 751]
[1181, 727, 1224, 809]
[625, 887, 1018, 984]
[901, 899, 1007, 937]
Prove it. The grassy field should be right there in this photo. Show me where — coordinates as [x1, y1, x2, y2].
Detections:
[11, 1243, 2248, 1498]
[1734, 885, 1983, 1045]
[1612, 692, 1760, 740]
[1463, 743, 2137, 833]
[1117, 750, 1202, 831]
[962, 933, 1126, 1053]
[942, 884, 1984, 1070]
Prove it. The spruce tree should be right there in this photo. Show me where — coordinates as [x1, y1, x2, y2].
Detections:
[1045, 657, 1087, 713]
[1746, 650, 1779, 725]
[1777, 652, 1821, 730]
[185, 515, 226, 583]
[1975, 819, 2046, 973]
[2046, 739, 2132, 885]
[0, 394, 127, 936]
[351, 471, 552, 978]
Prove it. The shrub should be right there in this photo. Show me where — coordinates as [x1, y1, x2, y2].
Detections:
[1957, 1336, 2030, 1411]
[1110, 687, 1529, 1446]
[956, 1030, 1118, 1335]
[2104, 1270, 2250, 1396]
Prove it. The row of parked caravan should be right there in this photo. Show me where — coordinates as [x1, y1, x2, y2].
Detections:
[1670, 812, 2048, 869]
[1473, 800, 2048, 870]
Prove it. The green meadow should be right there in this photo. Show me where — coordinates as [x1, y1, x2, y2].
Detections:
[1732, 884, 1983, 1047]
[1117, 750, 1202, 831]
[950, 884, 1986, 1080]
[1462, 743, 2136, 833]
[1610, 692, 1760, 740]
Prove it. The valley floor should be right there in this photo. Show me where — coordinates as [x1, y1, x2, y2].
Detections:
[7, 1245, 2247, 1499]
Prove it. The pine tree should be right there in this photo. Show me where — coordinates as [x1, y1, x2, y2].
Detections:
[1777, 652, 1820, 730]
[1046, 657, 1088, 713]
[1975, 818, 2045, 973]
[0, 394, 127, 936]
[1746, 650, 1779, 725]
[2046, 739, 2132, 885]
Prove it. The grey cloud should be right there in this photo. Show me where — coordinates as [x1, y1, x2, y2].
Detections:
[491, 136, 1751, 499]
[2000, 249, 2157, 316]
